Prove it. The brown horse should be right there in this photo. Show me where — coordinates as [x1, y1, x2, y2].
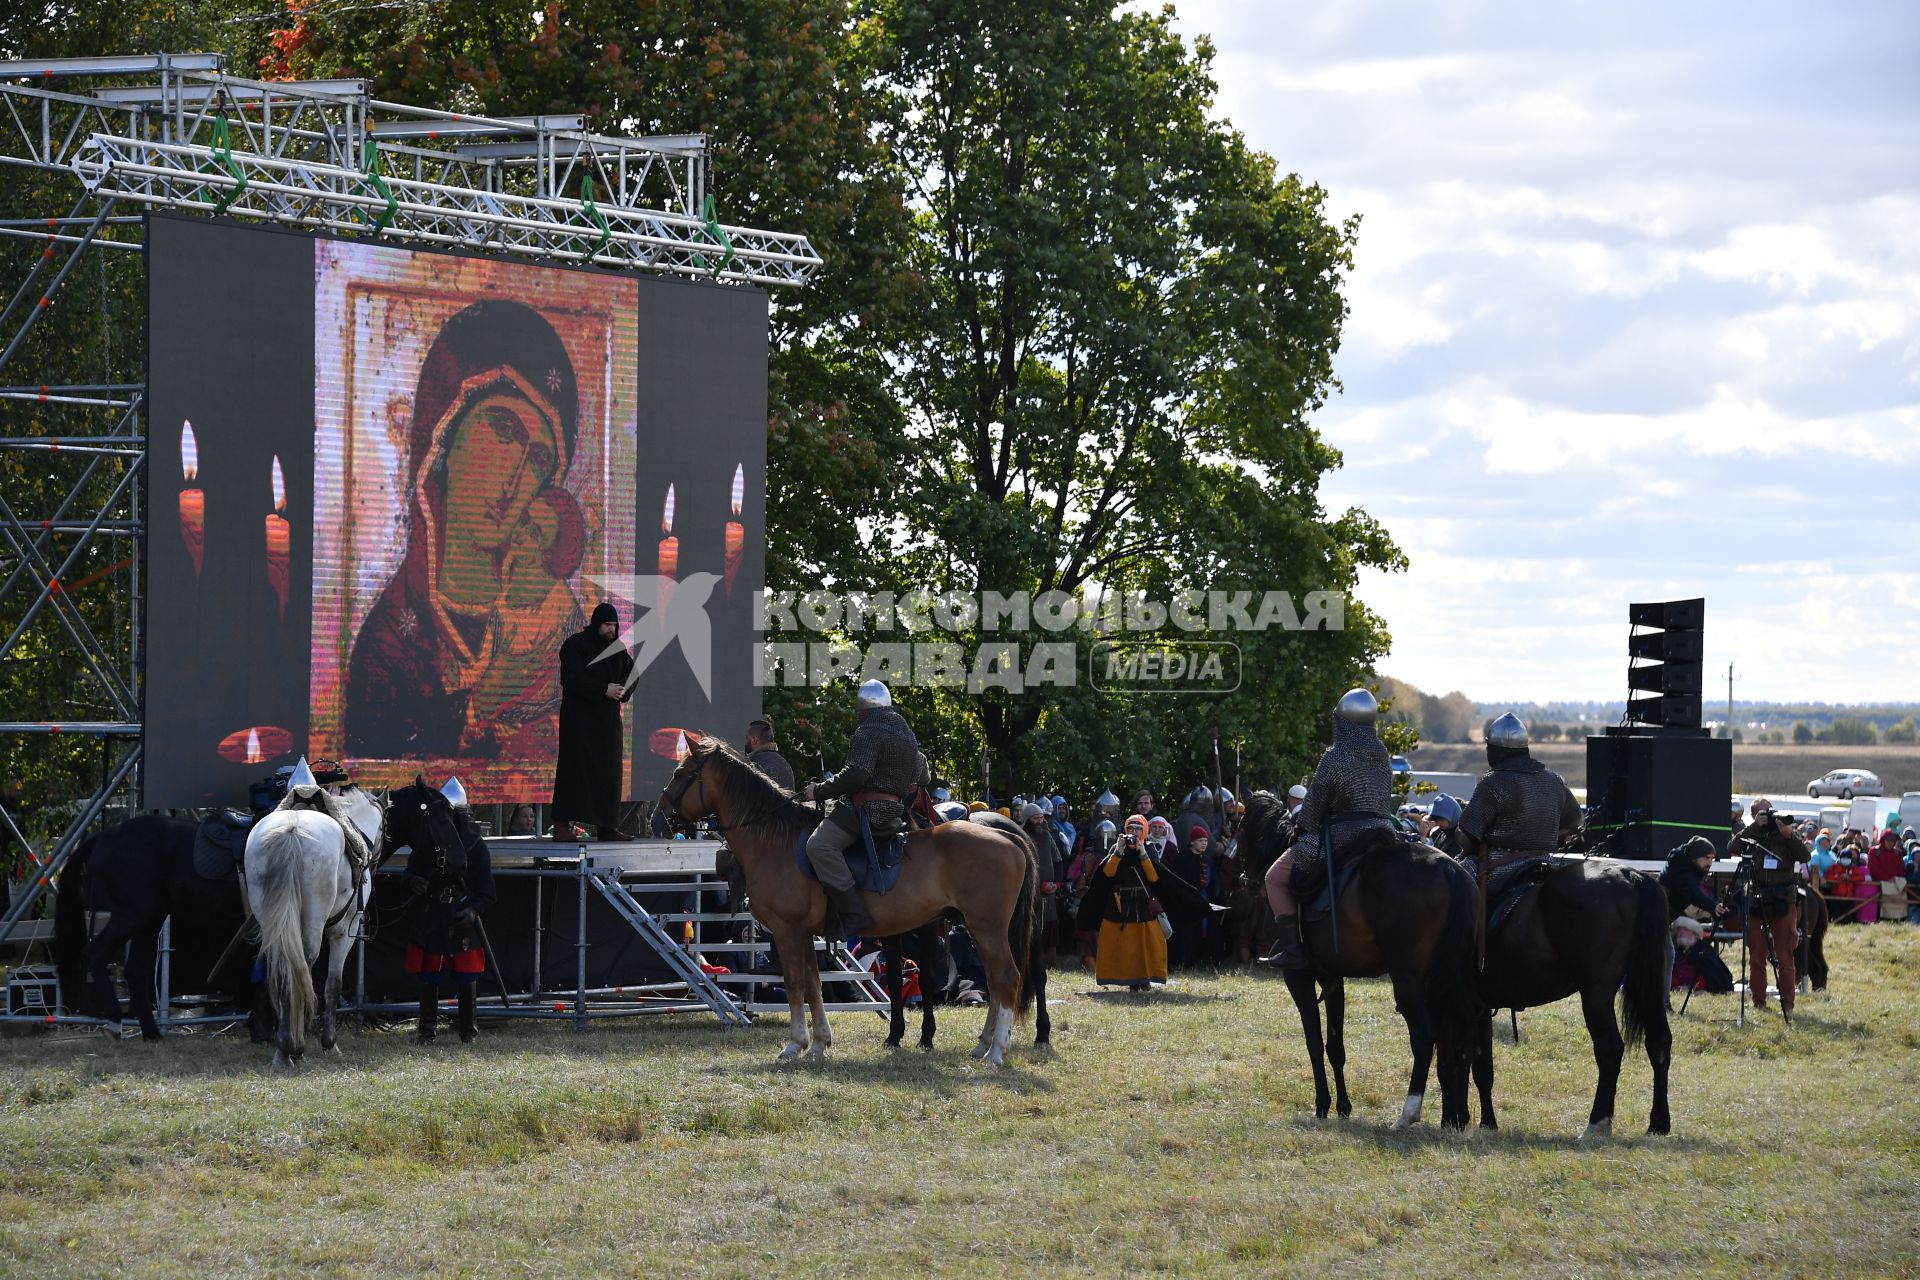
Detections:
[663, 738, 1039, 1065]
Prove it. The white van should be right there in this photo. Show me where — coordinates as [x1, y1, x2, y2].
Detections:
[1901, 792, 1920, 831]
[1848, 796, 1877, 832]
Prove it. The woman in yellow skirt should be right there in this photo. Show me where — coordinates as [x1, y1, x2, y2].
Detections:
[1092, 813, 1168, 989]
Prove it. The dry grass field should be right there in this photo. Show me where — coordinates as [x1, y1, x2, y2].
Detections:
[3, 927, 1918, 1278]
[1412, 742, 1920, 797]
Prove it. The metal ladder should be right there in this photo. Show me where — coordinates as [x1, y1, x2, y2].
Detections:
[586, 867, 752, 1027]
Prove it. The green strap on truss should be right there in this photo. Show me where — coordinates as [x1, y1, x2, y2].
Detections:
[579, 176, 612, 261]
[208, 115, 247, 215]
[356, 137, 397, 233]
[701, 193, 735, 275]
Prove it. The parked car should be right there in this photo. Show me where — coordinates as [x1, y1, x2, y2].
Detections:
[1390, 755, 1412, 777]
[1902, 792, 1920, 832]
[1806, 769, 1882, 800]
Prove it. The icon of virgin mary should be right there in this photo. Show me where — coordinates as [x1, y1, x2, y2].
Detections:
[345, 300, 588, 758]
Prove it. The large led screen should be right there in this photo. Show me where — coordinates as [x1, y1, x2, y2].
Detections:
[145, 214, 767, 808]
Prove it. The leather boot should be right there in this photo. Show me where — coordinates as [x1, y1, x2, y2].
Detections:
[825, 883, 874, 939]
[457, 984, 478, 1043]
[1261, 915, 1309, 970]
[416, 988, 438, 1044]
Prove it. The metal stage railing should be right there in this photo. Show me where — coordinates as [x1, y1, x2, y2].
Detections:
[2, 839, 891, 1035]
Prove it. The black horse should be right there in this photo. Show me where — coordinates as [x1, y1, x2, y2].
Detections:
[1799, 880, 1830, 992]
[53, 815, 257, 1041]
[1471, 855, 1673, 1139]
[877, 913, 1053, 1051]
[1244, 792, 1479, 1130]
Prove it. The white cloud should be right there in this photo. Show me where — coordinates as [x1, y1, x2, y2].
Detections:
[1176, 1, 1920, 701]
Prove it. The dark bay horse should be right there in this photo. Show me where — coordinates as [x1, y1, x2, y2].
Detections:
[54, 815, 252, 1041]
[1244, 792, 1478, 1130]
[665, 738, 1039, 1064]
[1471, 856, 1673, 1139]
[877, 809, 1053, 1052]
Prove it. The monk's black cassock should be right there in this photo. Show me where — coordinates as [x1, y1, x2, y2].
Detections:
[550, 603, 635, 833]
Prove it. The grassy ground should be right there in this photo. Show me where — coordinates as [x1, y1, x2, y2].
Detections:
[3, 928, 1918, 1279]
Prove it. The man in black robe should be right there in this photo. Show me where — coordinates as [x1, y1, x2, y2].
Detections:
[550, 602, 635, 840]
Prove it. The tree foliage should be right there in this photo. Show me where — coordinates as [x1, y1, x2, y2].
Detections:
[0, 0, 1407, 817]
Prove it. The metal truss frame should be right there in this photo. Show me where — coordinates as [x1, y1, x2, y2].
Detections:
[0, 52, 819, 949]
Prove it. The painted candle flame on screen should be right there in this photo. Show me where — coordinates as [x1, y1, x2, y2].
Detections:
[266, 455, 290, 616]
[178, 422, 204, 578]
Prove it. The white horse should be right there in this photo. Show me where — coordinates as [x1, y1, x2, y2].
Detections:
[243, 767, 386, 1069]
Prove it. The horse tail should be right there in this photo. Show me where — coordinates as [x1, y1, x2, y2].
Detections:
[1008, 831, 1039, 1018]
[53, 833, 96, 995]
[250, 823, 315, 1042]
[1430, 856, 1481, 1041]
[1618, 870, 1669, 1049]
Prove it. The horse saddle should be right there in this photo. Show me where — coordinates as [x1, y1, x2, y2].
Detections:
[1299, 853, 1364, 926]
[1481, 853, 1556, 935]
[192, 809, 256, 882]
[795, 809, 908, 895]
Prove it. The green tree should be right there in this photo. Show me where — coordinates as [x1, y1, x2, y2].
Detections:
[862, 0, 1399, 780]
[1885, 716, 1918, 745]
[1792, 720, 1814, 745]
[1829, 717, 1879, 746]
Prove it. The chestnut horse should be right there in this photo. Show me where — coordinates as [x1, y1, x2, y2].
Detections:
[663, 739, 1039, 1065]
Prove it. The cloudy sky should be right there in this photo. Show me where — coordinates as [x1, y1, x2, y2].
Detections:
[1170, 2, 1919, 703]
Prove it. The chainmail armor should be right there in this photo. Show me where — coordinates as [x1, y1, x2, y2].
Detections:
[816, 705, 922, 827]
[1293, 717, 1394, 879]
[1459, 756, 1580, 853]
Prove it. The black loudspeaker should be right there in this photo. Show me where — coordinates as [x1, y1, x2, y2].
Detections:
[1626, 596, 1705, 728]
[1586, 727, 1732, 859]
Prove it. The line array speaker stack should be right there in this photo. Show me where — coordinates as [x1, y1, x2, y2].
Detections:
[1587, 598, 1732, 857]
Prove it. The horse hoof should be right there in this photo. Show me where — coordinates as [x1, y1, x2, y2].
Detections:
[918, 1043, 935, 1054]
[969, 1043, 991, 1061]
[806, 1045, 828, 1062]
[1031, 1041, 1056, 1058]
[986, 1047, 1006, 1067]
[776, 1044, 803, 1064]
[884, 1042, 902, 1052]
[1391, 1114, 1416, 1131]
[1578, 1119, 1612, 1143]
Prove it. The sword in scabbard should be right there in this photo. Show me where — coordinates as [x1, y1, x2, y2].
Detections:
[1476, 846, 1489, 971]
[1324, 825, 1339, 955]
[207, 923, 253, 983]
[472, 914, 513, 1007]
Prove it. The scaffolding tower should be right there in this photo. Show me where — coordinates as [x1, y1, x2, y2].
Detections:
[0, 52, 820, 943]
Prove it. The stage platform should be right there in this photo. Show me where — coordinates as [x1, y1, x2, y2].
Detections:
[2, 835, 891, 1035]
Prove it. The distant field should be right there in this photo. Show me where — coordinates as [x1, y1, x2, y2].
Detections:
[1411, 742, 1920, 797]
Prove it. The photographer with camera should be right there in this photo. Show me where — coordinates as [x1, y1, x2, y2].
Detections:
[1735, 798, 1804, 1015]
[1077, 813, 1168, 990]
[1662, 836, 1733, 994]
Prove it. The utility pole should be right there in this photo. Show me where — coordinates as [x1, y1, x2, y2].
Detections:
[1727, 663, 1736, 739]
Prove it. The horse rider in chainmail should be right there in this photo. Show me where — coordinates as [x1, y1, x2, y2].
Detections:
[803, 679, 927, 937]
[1456, 713, 1582, 959]
[1261, 687, 1396, 969]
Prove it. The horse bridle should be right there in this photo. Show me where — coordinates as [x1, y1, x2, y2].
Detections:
[660, 750, 718, 835]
